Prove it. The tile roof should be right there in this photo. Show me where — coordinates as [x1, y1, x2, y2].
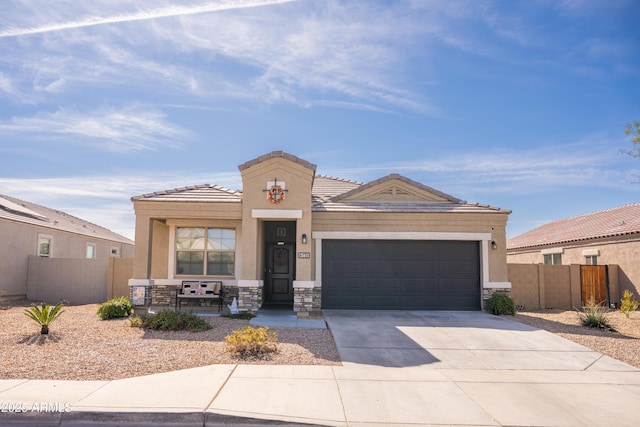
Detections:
[0, 194, 133, 244]
[131, 184, 242, 202]
[311, 175, 363, 204]
[507, 202, 640, 250]
[131, 174, 509, 215]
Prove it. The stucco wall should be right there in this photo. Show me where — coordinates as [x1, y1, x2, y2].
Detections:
[1, 219, 134, 299]
[508, 235, 640, 299]
[27, 256, 108, 304]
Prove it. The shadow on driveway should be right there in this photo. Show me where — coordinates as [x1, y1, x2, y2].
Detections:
[323, 310, 586, 368]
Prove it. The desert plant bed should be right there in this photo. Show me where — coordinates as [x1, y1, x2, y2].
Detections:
[512, 309, 640, 369]
[0, 301, 340, 381]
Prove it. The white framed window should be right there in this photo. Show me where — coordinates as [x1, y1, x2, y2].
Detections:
[585, 255, 598, 265]
[37, 234, 52, 257]
[543, 253, 562, 265]
[175, 227, 235, 276]
[110, 246, 120, 257]
[86, 242, 97, 259]
[542, 248, 563, 265]
[583, 249, 599, 265]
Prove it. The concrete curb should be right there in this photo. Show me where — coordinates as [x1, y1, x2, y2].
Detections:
[0, 411, 319, 427]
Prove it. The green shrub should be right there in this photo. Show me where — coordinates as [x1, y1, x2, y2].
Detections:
[578, 300, 615, 331]
[143, 310, 212, 332]
[24, 302, 65, 335]
[97, 296, 133, 320]
[221, 312, 256, 320]
[619, 290, 639, 318]
[225, 326, 278, 358]
[485, 294, 516, 315]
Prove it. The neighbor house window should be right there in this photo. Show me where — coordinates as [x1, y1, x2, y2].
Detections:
[176, 227, 235, 276]
[37, 234, 52, 257]
[543, 253, 562, 265]
[585, 255, 598, 265]
[86, 243, 96, 259]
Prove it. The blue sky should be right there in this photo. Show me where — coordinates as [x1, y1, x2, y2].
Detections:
[0, 0, 638, 241]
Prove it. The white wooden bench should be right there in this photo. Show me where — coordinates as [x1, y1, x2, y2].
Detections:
[175, 280, 223, 311]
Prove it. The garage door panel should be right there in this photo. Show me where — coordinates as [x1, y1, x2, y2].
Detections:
[363, 260, 403, 276]
[326, 260, 363, 275]
[322, 240, 480, 310]
[364, 295, 401, 308]
[439, 260, 476, 276]
[439, 278, 477, 292]
[402, 261, 438, 274]
[439, 295, 479, 309]
[403, 279, 438, 293]
[366, 278, 402, 295]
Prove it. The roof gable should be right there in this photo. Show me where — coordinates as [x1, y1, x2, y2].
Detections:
[332, 174, 464, 204]
[238, 150, 317, 174]
[507, 202, 640, 249]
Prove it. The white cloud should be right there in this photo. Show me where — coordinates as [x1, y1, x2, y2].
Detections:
[0, 105, 190, 153]
[0, 0, 299, 38]
[323, 137, 640, 196]
[0, 171, 243, 240]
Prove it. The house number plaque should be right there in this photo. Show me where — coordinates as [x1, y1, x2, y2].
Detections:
[298, 252, 311, 258]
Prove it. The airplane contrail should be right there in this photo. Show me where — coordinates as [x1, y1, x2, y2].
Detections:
[0, 0, 298, 38]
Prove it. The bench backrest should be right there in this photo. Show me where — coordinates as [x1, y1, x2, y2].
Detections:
[180, 280, 200, 295]
[200, 281, 222, 295]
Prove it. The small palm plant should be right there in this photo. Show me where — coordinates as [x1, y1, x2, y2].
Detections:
[23, 302, 65, 335]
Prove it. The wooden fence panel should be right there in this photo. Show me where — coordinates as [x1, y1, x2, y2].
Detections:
[580, 265, 609, 306]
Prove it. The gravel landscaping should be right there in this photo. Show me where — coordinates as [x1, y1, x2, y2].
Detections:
[1, 300, 638, 381]
[512, 309, 640, 369]
[0, 301, 340, 381]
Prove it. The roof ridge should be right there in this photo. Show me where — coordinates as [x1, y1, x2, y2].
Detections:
[552, 202, 640, 223]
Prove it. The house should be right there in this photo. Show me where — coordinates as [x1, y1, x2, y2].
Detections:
[506, 203, 640, 302]
[128, 151, 511, 314]
[0, 194, 134, 302]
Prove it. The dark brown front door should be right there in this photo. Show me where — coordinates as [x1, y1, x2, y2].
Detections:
[265, 244, 294, 303]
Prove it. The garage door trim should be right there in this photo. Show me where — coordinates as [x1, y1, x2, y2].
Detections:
[312, 231, 492, 290]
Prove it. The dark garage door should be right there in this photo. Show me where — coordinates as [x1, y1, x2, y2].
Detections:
[322, 240, 480, 310]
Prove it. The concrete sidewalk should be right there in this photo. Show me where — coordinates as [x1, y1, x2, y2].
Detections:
[1, 311, 640, 426]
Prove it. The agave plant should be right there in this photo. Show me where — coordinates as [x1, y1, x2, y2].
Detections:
[23, 302, 65, 335]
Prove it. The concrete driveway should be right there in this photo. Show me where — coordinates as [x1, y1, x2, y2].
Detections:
[323, 310, 623, 369]
[321, 310, 640, 426]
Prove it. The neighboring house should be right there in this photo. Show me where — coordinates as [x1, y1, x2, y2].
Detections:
[129, 151, 511, 314]
[0, 194, 134, 300]
[506, 203, 640, 300]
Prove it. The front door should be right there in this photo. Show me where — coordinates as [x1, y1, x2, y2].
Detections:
[265, 244, 294, 303]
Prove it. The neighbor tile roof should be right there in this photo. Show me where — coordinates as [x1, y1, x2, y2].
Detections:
[0, 194, 133, 244]
[507, 202, 640, 250]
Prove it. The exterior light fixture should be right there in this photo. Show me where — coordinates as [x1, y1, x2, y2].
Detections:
[491, 240, 497, 250]
[302, 233, 308, 244]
